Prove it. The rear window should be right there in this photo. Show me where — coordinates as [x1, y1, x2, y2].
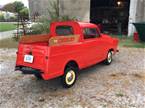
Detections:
[56, 26, 74, 36]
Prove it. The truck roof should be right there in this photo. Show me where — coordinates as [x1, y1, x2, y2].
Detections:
[51, 21, 97, 28]
[50, 21, 99, 36]
[78, 22, 97, 28]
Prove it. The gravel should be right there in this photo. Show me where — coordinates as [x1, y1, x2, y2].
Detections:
[0, 47, 145, 108]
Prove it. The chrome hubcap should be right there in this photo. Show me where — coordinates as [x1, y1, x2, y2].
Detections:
[65, 70, 75, 85]
[108, 52, 112, 63]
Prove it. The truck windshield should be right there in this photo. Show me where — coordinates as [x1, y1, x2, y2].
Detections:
[56, 26, 74, 36]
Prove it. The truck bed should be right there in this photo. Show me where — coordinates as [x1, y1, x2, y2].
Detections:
[16, 34, 80, 74]
[20, 34, 50, 44]
[20, 34, 79, 46]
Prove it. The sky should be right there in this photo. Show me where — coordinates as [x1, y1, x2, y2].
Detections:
[0, 0, 28, 8]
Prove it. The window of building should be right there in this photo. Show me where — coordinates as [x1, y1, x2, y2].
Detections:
[56, 26, 74, 36]
[83, 28, 100, 39]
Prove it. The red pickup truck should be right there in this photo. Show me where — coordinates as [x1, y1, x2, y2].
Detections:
[15, 21, 119, 88]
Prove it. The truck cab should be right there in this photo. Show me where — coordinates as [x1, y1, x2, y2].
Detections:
[15, 21, 119, 88]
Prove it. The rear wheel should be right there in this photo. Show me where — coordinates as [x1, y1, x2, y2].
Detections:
[104, 51, 113, 65]
[61, 67, 78, 88]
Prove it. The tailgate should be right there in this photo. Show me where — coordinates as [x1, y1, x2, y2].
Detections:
[16, 43, 49, 71]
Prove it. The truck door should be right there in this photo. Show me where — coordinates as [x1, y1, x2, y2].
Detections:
[82, 28, 103, 66]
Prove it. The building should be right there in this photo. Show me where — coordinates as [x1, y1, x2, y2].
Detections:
[0, 10, 16, 20]
[28, 0, 145, 36]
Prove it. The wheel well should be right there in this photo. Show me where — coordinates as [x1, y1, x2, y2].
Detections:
[65, 60, 79, 71]
[109, 48, 114, 52]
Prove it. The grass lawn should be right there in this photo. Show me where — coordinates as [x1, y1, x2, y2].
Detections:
[119, 38, 145, 48]
[111, 35, 145, 48]
[0, 23, 16, 32]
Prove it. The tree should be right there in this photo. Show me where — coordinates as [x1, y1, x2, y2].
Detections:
[18, 7, 29, 35]
[13, 1, 24, 13]
[19, 8, 29, 20]
[3, 1, 24, 13]
[2, 3, 15, 12]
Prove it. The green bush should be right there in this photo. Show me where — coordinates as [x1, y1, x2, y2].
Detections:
[19, 7, 29, 20]
[10, 16, 17, 21]
[28, 23, 44, 35]
[0, 13, 4, 21]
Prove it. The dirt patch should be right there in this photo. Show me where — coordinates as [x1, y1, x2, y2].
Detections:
[132, 73, 145, 79]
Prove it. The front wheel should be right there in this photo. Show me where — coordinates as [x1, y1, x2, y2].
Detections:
[104, 51, 113, 65]
[61, 67, 77, 88]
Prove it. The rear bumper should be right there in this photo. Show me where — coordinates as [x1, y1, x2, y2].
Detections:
[15, 65, 62, 80]
[15, 66, 44, 75]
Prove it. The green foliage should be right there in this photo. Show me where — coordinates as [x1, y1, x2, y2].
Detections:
[13, 1, 25, 13]
[0, 13, 4, 21]
[2, 1, 28, 21]
[38, 16, 51, 33]
[19, 8, 29, 20]
[119, 37, 145, 48]
[30, 23, 44, 34]
[61, 16, 77, 21]
[2, 1, 25, 13]
[0, 23, 16, 32]
[111, 35, 145, 48]
[2, 3, 15, 12]
[10, 16, 17, 21]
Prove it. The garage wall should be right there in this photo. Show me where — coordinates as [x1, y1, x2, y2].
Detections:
[28, 0, 90, 22]
[28, 0, 57, 19]
[59, 0, 90, 22]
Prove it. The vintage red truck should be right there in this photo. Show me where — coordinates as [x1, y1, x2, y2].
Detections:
[15, 21, 119, 88]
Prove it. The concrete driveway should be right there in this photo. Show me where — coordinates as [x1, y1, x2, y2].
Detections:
[0, 30, 16, 40]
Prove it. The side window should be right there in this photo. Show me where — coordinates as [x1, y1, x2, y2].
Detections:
[83, 28, 100, 39]
[56, 26, 74, 36]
